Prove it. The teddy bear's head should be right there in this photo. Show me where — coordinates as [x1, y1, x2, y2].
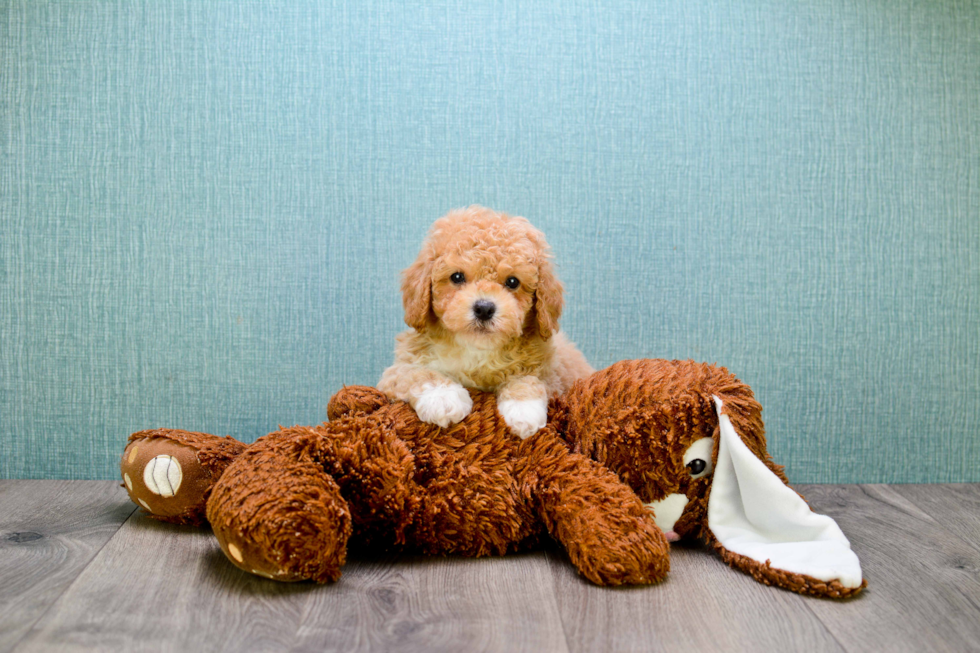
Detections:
[558, 359, 865, 598]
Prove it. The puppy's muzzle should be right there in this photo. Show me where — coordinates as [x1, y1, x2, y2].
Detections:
[472, 299, 496, 322]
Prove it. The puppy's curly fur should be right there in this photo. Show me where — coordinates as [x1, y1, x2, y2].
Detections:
[379, 206, 594, 438]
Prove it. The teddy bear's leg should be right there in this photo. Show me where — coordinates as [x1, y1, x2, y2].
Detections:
[206, 443, 353, 583]
[121, 429, 246, 526]
[205, 415, 422, 582]
[519, 430, 671, 586]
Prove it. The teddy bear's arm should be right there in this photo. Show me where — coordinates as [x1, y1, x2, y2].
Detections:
[517, 430, 671, 586]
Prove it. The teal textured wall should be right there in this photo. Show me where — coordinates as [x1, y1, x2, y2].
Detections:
[1, 1, 977, 482]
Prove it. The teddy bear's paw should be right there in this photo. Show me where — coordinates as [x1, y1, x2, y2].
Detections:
[214, 532, 309, 583]
[208, 456, 353, 584]
[121, 433, 217, 526]
[570, 520, 671, 586]
[498, 397, 548, 439]
[414, 383, 473, 428]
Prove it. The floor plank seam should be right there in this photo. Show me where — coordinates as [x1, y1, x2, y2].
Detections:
[799, 592, 851, 653]
[856, 483, 980, 556]
[8, 500, 139, 653]
[786, 486, 865, 653]
[545, 548, 576, 653]
[891, 485, 980, 557]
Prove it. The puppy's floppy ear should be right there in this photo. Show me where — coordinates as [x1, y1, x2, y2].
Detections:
[401, 245, 434, 330]
[519, 219, 565, 339]
[533, 254, 564, 340]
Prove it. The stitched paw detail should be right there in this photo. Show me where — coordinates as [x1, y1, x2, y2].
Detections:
[143, 454, 183, 496]
[120, 434, 217, 524]
[498, 397, 548, 439]
[415, 384, 473, 428]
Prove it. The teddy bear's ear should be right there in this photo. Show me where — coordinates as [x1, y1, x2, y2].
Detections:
[707, 397, 865, 596]
[401, 247, 434, 331]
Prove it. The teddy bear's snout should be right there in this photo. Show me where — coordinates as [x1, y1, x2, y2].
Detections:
[644, 493, 688, 541]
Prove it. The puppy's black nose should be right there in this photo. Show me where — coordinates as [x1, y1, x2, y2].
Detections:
[473, 299, 496, 322]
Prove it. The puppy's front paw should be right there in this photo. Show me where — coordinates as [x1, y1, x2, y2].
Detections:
[498, 397, 548, 439]
[414, 383, 473, 428]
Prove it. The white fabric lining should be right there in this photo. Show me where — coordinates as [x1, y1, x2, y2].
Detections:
[707, 396, 863, 588]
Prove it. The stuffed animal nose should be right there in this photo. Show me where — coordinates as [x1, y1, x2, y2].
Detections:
[473, 299, 496, 322]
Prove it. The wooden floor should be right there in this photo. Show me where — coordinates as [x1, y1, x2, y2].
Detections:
[1, 482, 979, 652]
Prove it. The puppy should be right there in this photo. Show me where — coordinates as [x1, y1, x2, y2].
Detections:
[378, 206, 594, 438]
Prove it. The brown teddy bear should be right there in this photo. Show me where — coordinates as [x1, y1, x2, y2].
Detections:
[123, 380, 670, 587]
[121, 359, 864, 597]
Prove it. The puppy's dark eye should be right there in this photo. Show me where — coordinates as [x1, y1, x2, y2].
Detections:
[687, 459, 706, 476]
[504, 276, 520, 289]
[450, 272, 466, 284]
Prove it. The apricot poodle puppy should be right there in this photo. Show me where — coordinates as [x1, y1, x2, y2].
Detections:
[378, 206, 594, 438]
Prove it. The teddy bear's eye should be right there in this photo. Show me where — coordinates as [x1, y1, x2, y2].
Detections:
[450, 272, 466, 284]
[682, 437, 714, 479]
[504, 276, 520, 289]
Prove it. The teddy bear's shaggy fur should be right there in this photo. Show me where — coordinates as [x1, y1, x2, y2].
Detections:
[122, 359, 864, 597]
[124, 382, 670, 586]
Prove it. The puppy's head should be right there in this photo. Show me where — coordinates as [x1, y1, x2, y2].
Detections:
[401, 206, 563, 346]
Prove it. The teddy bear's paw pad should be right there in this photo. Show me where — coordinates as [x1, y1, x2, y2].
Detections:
[213, 526, 342, 583]
[217, 537, 305, 582]
[415, 383, 473, 428]
[121, 437, 212, 524]
[142, 455, 183, 496]
[497, 397, 548, 439]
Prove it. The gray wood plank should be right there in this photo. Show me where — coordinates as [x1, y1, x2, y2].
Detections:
[0, 481, 135, 653]
[14, 513, 318, 653]
[893, 484, 980, 555]
[11, 482, 980, 652]
[547, 538, 845, 653]
[292, 552, 570, 653]
[15, 511, 569, 653]
[797, 484, 980, 653]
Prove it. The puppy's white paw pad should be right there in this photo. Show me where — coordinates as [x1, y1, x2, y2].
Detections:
[498, 398, 548, 439]
[415, 384, 473, 428]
